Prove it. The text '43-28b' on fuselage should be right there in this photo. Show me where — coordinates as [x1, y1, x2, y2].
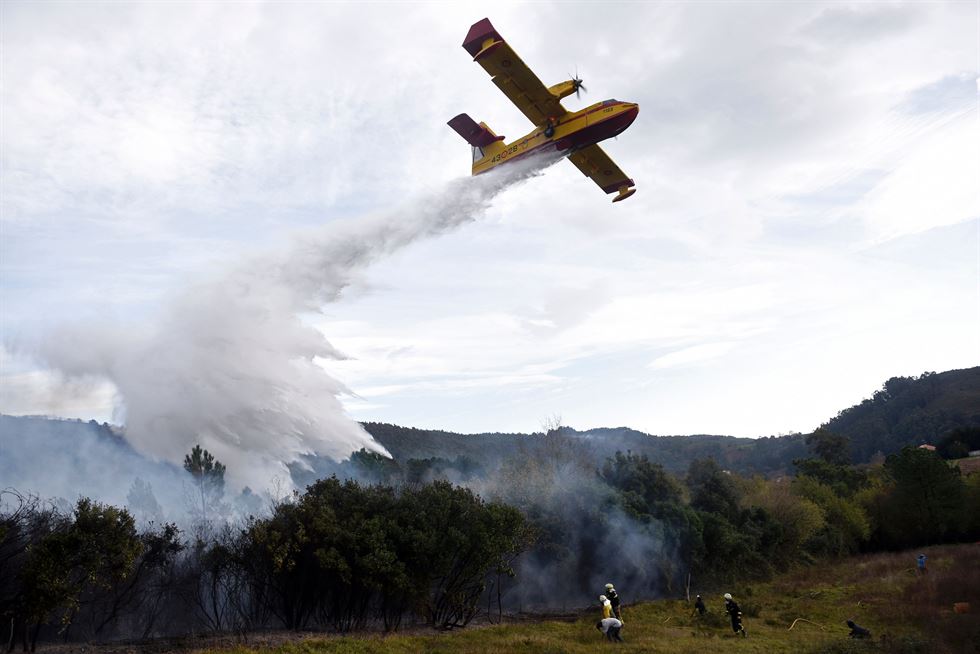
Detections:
[448, 18, 639, 203]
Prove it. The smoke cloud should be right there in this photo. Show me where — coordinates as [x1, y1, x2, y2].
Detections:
[464, 435, 681, 610]
[27, 154, 560, 492]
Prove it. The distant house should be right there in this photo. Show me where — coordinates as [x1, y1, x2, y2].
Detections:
[918, 444, 937, 451]
[969, 450, 980, 458]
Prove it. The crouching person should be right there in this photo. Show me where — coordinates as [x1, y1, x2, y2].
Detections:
[847, 620, 871, 639]
[596, 617, 624, 642]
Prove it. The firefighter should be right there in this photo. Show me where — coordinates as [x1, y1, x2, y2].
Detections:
[604, 583, 622, 620]
[693, 594, 706, 616]
[723, 593, 746, 637]
[846, 620, 871, 639]
[599, 595, 612, 619]
[596, 617, 624, 642]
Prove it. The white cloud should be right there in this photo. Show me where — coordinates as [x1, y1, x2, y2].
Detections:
[858, 112, 979, 243]
[649, 343, 737, 370]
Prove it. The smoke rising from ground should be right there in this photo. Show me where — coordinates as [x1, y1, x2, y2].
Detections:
[24, 155, 559, 493]
[464, 434, 681, 610]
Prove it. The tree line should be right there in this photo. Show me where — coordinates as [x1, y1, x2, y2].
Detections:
[1, 448, 530, 650]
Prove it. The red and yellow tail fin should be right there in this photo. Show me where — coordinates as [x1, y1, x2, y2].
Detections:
[447, 113, 504, 147]
[447, 113, 507, 171]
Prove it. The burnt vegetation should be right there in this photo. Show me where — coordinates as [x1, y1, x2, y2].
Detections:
[0, 475, 531, 649]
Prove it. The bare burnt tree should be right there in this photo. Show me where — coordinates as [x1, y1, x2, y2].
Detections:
[1, 490, 66, 652]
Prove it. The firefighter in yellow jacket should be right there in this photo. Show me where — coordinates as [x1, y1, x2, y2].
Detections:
[599, 595, 613, 619]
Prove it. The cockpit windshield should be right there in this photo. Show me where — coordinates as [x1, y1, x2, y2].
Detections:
[471, 146, 485, 163]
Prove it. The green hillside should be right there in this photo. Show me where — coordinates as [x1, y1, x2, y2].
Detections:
[823, 368, 980, 462]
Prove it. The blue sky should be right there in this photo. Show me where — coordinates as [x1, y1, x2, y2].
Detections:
[2, 1, 978, 452]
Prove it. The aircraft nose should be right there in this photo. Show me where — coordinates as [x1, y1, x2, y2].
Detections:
[623, 103, 639, 123]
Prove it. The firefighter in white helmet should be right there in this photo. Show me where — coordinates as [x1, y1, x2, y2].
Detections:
[723, 593, 746, 637]
[599, 595, 612, 619]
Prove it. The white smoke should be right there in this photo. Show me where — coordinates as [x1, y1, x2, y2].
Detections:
[31, 154, 561, 492]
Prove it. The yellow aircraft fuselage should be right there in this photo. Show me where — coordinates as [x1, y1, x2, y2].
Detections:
[470, 100, 639, 178]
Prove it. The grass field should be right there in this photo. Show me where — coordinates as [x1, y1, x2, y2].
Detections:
[209, 544, 978, 654]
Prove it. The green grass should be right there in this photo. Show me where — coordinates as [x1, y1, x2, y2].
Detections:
[207, 544, 979, 654]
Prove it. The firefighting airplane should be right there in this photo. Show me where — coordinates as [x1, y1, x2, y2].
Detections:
[448, 18, 639, 203]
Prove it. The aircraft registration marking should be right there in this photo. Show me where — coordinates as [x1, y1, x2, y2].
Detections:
[490, 139, 532, 163]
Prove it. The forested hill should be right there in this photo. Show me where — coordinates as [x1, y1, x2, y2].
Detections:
[364, 366, 980, 475]
[2, 367, 978, 483]
[361, 422, 808, 476]
[823, 367, 980, 462]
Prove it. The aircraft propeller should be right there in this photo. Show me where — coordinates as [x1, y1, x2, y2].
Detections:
[570, 67, 587, 98]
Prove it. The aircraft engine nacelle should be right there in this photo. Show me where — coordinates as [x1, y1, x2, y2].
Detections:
[548, 79, 584, 101]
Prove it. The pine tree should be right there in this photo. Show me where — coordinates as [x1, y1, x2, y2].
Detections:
[183, 445, 226, 529]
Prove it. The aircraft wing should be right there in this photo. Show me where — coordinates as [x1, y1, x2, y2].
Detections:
[568, 144, 636, 199]
[463, 18, 567, 127]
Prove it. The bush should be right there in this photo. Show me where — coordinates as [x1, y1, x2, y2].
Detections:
[241, 477, 532, 631]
